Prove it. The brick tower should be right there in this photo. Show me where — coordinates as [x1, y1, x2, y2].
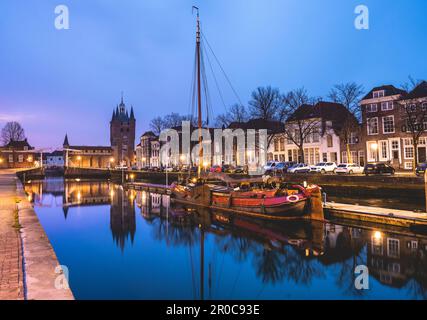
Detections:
[110, 94, 136, 167]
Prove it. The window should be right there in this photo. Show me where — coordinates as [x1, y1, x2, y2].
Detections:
[387, 238, 400, 258]
[349, 132, 358, 144]
[405, 162, 413, 170]
[279, 138, 285, 151]
[367, 118, 379, 135]
[382, 116, 395, 133]
[342, 152, 348, 163]
[380, 141, 388, 160]
[327, 135, 333, 148]
[322, 153, 327, 162]
[366, 104, 378, 113]
[18, 155, 23, 163]
[381, 101, 394, 111]
[312, 129, 320, 143]
[422, 103, 427, 112]
[392, 140, 399, 150]
[373, 90, 385, 98]
[404, 138, 414, 159]
[407, 104, 417, 113]
[274, 139, 279, 152]
[8, 155, 13, 163]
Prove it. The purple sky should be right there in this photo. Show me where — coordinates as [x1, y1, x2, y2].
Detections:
[1, 0, 427, 149]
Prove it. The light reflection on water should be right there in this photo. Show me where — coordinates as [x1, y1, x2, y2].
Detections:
[24, 178, 427, 300]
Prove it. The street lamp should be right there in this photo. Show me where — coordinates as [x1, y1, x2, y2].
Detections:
[77, 156, 82, 167]
[109, 157, 115, 169]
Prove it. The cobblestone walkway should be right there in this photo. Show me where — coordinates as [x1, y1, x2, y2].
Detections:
[0, 170, 24, 300]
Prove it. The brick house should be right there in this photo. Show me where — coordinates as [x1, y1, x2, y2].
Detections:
[0, 139, 37, 169]
[284, 101, 356, 165]
[361, 83, 427, 170]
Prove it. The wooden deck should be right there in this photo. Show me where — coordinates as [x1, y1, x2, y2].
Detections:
[324, 202, 427, 229]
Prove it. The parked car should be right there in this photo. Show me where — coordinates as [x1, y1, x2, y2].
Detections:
[288, 163, 311, 174]
[163, 167, 174, 172]
[263, 161, 279, 172]
[416, 163, 427, 176]
[233, 165, 247, 174]
[115, 165, 128, 170]
[210, 165, 222, 173]
[364, 163, 395, 175]
[335, 163, 364, 175]
[264, 162, 284, 175]
[310, 162, 337, 174]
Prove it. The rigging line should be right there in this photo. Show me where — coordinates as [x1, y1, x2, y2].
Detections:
[201, 31, 244, 107]
[201, 39, 228, 112]
[189, 238, 197, 299]
[228, 259, 244, 299]
[200, 44, 213, 127]
[214, 244, 227, 297]
[190, 46, 198, 124]
[188, 46, 197, 117]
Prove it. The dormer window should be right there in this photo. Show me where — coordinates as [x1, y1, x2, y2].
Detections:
[373, 90, 385, 98]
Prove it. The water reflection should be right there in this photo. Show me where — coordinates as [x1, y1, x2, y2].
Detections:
[24, 179, 427, 299]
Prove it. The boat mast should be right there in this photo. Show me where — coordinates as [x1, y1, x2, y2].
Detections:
[194, 6, 203, 179]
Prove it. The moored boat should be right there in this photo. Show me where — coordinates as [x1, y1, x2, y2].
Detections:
[170, 182, 319, 219]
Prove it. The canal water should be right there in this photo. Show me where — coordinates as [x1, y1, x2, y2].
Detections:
[25, 178, 427, 300]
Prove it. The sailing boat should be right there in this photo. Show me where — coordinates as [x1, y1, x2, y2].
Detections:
[170, 7, 315, 219]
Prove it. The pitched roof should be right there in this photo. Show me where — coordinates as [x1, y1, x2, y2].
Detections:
[141, 131, 157, 138]
[286, 101, 358, 134]
[362, 85, 406, 100]
[404, 81, 427, 100]
[228, 118, 285, 134]
[67, 145, 112, 151]
[4, 139, 33, 150]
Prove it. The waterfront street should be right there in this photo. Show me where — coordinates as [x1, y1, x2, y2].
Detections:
[0, 170, 24, 300]
[0, 170, 74, 300]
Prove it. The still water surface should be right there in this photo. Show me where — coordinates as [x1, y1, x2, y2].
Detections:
[25, 178, 427, 300]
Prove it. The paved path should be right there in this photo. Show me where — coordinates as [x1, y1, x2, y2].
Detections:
[0, 169, 74, 300]
[0, 170, 24, 300]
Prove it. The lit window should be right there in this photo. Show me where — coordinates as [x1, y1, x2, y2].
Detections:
[367, 118, 379, 135]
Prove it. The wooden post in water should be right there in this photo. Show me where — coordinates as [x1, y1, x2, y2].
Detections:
[308, 186, 325, 222]
[425, 170, 427, 213]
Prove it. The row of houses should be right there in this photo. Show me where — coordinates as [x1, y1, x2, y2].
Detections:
[136, 81, 427, 171]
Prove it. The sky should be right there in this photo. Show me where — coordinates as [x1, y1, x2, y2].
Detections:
[0, 0, 426, 149]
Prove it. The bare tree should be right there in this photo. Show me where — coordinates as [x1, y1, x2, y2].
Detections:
[401, 75, 423, 92]
[215, 104, 248, 127]
[399, 94, 427, 171]
[1, 121, 25, 145]
[248, 86, 282, 121]
[149, 117, 164, 136]
[328, 82, 364, 163]
[281, 88, 320, 163]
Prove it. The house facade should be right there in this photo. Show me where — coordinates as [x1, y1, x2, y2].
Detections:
[63, 134, 113, 169]
[43, 150, 65, 168]
[0, 139, 37, 169]
[283, 102, 354, 165]
[361, 83, 427, 170]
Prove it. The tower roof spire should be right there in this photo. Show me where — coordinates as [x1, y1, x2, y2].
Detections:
[63, 134, 69, 147]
